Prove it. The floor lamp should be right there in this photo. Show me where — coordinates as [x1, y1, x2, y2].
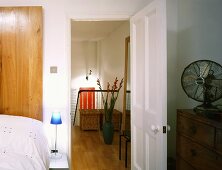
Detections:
[50, 112, 62, 159]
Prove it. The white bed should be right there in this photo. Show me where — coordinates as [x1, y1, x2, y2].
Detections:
[0, 115, 50, 170]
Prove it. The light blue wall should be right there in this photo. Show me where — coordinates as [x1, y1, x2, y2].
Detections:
[177, 0, 222, 109]
[167, 0, 222, 159]
[167, 0, 178, 158]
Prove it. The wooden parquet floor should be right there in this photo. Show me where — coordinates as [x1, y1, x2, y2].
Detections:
[71, 126, 131, 170]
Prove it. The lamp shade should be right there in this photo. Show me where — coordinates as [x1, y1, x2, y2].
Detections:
[50, 112, 62, 125]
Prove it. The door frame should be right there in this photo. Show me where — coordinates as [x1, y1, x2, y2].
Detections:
[66, 9, 167, 169]
[66, 14, 131, 169]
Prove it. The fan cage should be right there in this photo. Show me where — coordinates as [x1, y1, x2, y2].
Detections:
[181, 59, 222, 109]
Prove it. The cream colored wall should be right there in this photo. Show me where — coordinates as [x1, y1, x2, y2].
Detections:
[71, 41, 98, 89]
[66, 0, 152, 16]
[0, 0, 70, 155]
[0, 0, 147, 158]
[0, 0, 190, 163]
[71, 21, 130, 122]
[98, 21, 130, 111]
[71, 41, 98, 125]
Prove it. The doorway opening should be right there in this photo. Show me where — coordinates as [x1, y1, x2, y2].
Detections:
[70, 20, 131, 169]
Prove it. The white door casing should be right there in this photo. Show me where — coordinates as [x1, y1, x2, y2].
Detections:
[130, 0, 167, 169]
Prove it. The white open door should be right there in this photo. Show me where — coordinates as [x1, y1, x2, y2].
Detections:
[130, 0, 167, 169]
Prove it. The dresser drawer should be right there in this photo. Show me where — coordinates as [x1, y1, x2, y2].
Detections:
[177, 115, 214, 147]
[176, 157, 195, 170]
[216, 129, 222, 153]
[177, 135, 222, 170]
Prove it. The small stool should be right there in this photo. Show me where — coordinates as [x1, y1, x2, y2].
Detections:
[119, 130, 131, 168]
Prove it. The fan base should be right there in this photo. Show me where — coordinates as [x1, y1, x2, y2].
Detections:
[194, 104, 222, 120]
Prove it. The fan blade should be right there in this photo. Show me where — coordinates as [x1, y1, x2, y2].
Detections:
[212, 86, 222, 100]
[183, 74, 197, 83]
[187, 63, 200, 77]
[183, 82, 197, 88]
[200, 61, 212, 78]
[206, 86, 222, 101]
[208, 79, 222, 88]
[214, 72, 222, 79]
[196, 86, 204, 100]
[193, 85, 200, 98]
[193, 63, 200, 76]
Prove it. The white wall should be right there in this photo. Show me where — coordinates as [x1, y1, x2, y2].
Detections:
[99, 21, 130, 111]
[71, 41, 98, 125]
[65, 0, 152, 17]
[71, 21, 129, 124]
[71, 41, 98, 89]
[0, 1, 147, 161]
[4, 0, 215, 164]
[0, 0, 69, 155]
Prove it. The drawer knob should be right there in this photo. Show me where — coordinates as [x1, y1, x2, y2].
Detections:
[190, 125, 197, 134]
[190, 149, 197, 156]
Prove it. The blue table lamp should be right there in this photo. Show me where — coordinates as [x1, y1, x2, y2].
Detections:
[50, 112, 62, 156]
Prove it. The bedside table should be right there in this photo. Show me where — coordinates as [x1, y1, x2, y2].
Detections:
[49, 153, 69, 170]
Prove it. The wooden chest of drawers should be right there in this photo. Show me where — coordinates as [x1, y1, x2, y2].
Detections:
[176, 109, 222, 170]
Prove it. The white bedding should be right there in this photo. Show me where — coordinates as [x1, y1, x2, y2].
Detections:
[0, 115, 50, 170]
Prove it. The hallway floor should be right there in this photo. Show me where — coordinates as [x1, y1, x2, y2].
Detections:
[71, 126, 131, 170]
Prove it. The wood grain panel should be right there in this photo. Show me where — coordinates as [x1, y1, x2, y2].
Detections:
[0, 7, 42, 121]
[177, 135, 222, 170]
[177, 115, 214, 147]
[27, 7, 43, 120]
[1, 7, 17, 115]
[72, 126, 131, 170]
[176, 158, 195, 170]
[177, 109, 222, 170]
[216, 129, 222, 153]
[17, 7, 29, 118]
[0, 16, 2, 111]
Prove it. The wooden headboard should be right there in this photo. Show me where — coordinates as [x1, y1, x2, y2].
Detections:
[0, 7, 43, 121]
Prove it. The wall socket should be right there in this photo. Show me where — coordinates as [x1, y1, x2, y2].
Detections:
[50, 66, 57, 73]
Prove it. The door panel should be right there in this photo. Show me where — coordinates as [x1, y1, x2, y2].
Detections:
[145, 9, 158, 115]
[134, 18, 145, 107]
[133, 126, 143, 168]
[131, 0, 167, 169]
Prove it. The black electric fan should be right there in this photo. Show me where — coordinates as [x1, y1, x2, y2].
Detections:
[181, 60, 222, 112]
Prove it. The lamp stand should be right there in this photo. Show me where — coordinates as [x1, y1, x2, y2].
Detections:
[55, 124, 58, 153]
[51, 125, 62, 159]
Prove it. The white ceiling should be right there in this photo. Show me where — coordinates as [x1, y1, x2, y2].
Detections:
[71, 20, 127, 42]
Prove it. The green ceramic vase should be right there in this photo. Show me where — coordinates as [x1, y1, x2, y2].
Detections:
[103, 121, 114, 144]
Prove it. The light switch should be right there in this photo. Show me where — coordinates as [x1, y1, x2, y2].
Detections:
[50, 66, 57, 73]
